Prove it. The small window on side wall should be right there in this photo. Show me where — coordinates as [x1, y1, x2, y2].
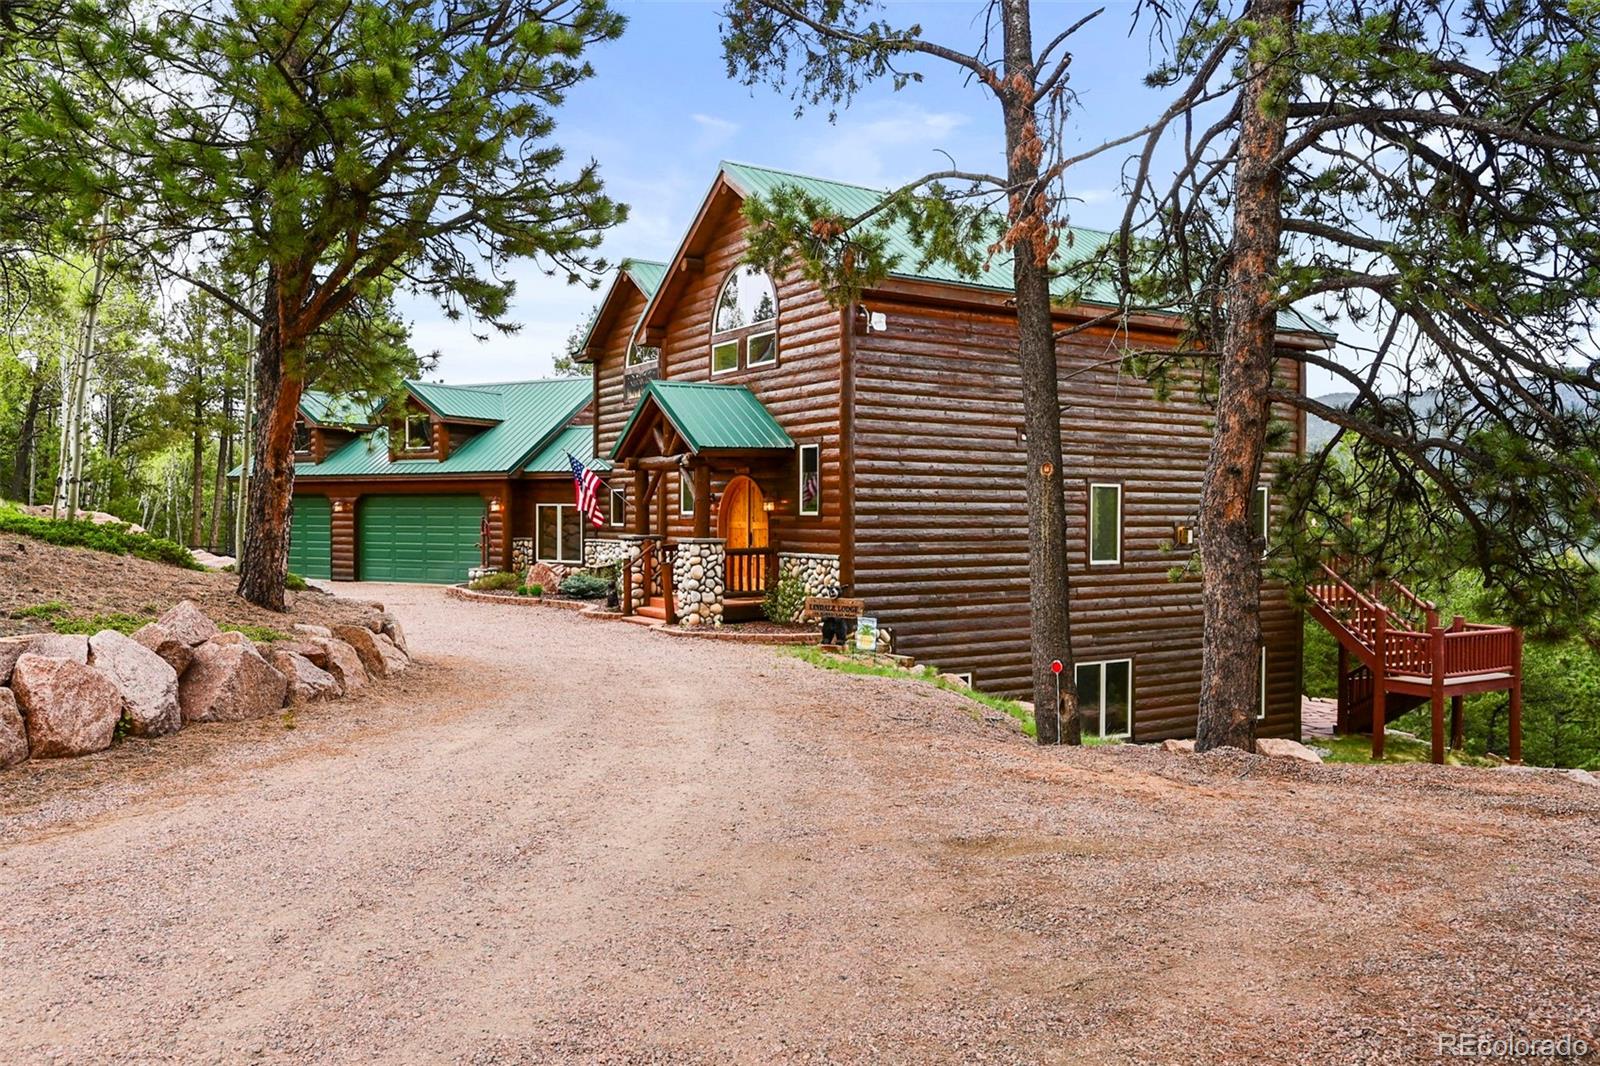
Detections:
[609, 488, 625, 527]
[798, 444, 821, 516]
[1258, 646, 1268, 721]
[1075, 659, 1132, 739]
[1250, 484, 1269, 547]
[680, 471, 695, 516]
[1088, 483, 1122, 565]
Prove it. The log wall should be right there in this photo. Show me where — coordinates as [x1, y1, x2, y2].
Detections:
[850, 295, 1304, 740]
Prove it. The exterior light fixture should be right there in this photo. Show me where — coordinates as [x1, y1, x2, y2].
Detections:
[762, 500, 776, 513]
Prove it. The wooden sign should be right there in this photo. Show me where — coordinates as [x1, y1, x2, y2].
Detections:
[805, 596, 865, 620]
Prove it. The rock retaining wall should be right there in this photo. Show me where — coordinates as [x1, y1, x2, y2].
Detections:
[585, 538, 629, 568]
[672, 539, 726, 627]
[771, 552, 843, 622]
[0, 599, 410, 770]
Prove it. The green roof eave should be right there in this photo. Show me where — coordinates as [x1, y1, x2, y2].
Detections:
[609, 381, 794, 460]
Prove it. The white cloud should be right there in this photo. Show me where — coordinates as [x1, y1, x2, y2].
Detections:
[690, 112, 740, 150]
[800, 100, 990, 186]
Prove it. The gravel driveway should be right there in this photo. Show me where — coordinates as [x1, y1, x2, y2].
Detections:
[2, 584, 1597, 1064]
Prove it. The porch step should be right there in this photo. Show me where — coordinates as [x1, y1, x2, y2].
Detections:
[636, 596, 668, 621]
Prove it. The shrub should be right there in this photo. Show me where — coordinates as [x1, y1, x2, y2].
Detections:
[762, 573, 808, 624]
[0, 506, 200, 569]
[52, 612, 152, 635]
[559, 572, 611, 599]
[12, 601, 68, 620]
[517, 583, 543, 597]
[468, 571, 522, 591]
[285, 571, 309, 592]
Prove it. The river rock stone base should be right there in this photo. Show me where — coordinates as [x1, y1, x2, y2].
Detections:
[673, 539, 726, 628]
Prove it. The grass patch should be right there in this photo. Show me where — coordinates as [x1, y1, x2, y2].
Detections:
[285, 571, 309, 592]
[0, 504, 200, 569]
[468, 571, 522, 592]
[12, 601, 69, 620]
[51, 612, 153, 635]
[1315, 731, 1499, 768]
[784, 646, 1037, 738]
[223, 623, 291, 644]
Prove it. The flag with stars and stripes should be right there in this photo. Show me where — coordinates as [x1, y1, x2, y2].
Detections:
[567, 453, 606, 529]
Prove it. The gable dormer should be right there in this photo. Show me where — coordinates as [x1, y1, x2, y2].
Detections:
[296, 390, 377, 464]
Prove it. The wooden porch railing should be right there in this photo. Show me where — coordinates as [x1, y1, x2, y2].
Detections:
[622, 540, 676, 623]
[1306, 561, 1522, 763]
[725, 547, 775, 598]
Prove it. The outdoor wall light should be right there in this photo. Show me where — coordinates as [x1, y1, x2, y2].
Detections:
[488, 498, 503, 512]
[762, 500, 776, 513]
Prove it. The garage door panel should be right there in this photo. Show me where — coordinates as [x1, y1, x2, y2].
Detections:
[288, 495, 332, 579]
[358, 495, 483, 583]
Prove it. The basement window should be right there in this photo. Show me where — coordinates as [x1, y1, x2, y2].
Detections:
[1075, 659, 1132, 740]
[1259, 646, 1268, 721]
[536, 504, 583, 564]
[1088, 483, 1122, 565]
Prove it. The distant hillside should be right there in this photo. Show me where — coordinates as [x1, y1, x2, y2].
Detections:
[1305, 392, 1356, 451]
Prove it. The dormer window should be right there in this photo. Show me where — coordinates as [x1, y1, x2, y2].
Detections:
[403, 412, 432, 452]
[293, 419, 311, 455]
[709, 265, 778, 376]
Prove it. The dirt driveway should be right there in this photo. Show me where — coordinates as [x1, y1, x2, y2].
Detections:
[2, 585, 1597, 1064]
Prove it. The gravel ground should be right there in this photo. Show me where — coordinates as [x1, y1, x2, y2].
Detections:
[2, 584, 1597, 1064]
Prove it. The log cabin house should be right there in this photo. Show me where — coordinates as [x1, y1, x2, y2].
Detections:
[286, 377, 603, 584]
[573, 161, 1337, 743]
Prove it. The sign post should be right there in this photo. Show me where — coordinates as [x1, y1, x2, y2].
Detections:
[1050, 659, 1064, 745]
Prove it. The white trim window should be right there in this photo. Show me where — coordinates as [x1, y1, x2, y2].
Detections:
[536, 504, 584, 564]
[1258, 646, 1268, 721]
[1088, 483, 1122, 565]
[710, 339, 739, 376]
[609, 487, 626, 527]
[798, 443, 821, 516]
[708, 265, 779, 375]
[1075, 658, 1133, 739]
[1250, 484, 1270, 550]
[746, 329, 778, 367]
[403, 412, 431, 452]
[680, 471, 695, 516]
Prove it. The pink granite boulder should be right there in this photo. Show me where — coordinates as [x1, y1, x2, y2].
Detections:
[178, 641, 288, 722]
[269, 649, 341, 704]
[131, 622, 194, 676]
[88, 629, 182, 737]
[0, 689, 28, 768]
[156, 600, 220, 647]
[10, 653, 122, 758]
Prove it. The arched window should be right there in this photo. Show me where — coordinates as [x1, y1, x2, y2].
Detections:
[709, 266, 778, 375]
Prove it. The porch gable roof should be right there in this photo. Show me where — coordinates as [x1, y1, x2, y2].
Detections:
[609, 381, 794, 461]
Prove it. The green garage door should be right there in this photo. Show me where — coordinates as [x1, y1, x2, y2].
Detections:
[288, 495, 332, 579]
[358, 494, 484, 584]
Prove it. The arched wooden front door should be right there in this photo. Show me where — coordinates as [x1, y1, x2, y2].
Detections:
[719, 476, 769, 548]
[719, 476, 770, 595]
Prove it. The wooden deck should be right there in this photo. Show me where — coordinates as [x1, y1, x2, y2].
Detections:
[1306, 564, 1523, 764]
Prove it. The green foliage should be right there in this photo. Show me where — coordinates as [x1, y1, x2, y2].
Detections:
[51, 612, 152, 635]
[284, 572, 309, 592]
[1301, 618, 1340, 700]
[12, 601, 68, 620]
[559, 572, 611, 599]
[1316, 732, 1498, 769]
[223, 624, 290, 644]
[761, 572, 807, 624]
[517, 583, 543, 597]
[785, 646, 1037, 738]
[469, 571, 523, 592]
[0, 506, 200, 568]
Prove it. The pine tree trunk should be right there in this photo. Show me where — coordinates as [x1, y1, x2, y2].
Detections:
[209, 389, 232, 551]
[1002, 0, 1078, 745]
[9, 368, 44, 501]
[236, 288, 302, 611]
[1194, 0, 1297, 752]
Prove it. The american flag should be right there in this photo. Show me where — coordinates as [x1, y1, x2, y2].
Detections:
[567, 453, 606, 529]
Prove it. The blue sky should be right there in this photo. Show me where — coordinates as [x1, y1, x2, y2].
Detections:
[404, 1, 1189, 383]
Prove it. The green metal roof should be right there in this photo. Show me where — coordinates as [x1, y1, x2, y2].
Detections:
[718, 161, 1333, 338]
[610, 381, 794, 459]
[407, 380, 505, 422]
[298, 390, 376, 427]
[624, 259, 668, 299]
[524, 424, 612, 474]
[297, 378, 590, 479]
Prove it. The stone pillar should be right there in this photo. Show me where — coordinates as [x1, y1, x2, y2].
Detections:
[672, 538, 726, 627]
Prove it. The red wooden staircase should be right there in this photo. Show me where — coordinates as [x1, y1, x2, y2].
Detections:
[1306, 564, 1524, 764]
